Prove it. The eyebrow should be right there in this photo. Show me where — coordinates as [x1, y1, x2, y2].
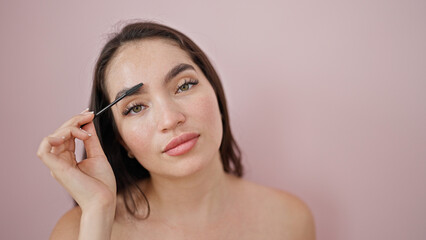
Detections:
[114, 63, 196, 101]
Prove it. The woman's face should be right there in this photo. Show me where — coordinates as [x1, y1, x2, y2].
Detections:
[105, 39, 223, 178]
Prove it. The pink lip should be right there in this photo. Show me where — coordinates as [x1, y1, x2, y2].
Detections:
[163, 133, 200, 156]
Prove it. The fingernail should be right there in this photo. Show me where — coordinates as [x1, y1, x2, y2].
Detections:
[80, 128, 92, 136]
[80, 108, 89, 114]
[83, 111, 94, 115]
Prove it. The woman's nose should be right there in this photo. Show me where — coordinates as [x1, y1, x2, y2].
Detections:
[155, 100, 186, 132]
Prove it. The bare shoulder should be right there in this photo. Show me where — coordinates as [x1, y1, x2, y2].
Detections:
[49, 206, 81, 240]
[233, 177, 316, 239]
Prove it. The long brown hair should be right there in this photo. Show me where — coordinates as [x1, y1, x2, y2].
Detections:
[89, 21, 243, 218]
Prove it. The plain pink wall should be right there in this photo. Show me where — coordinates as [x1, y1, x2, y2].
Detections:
[1, 0, 425, 239]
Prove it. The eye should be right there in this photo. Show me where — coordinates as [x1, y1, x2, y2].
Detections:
[132, 105, 143, 113]
[122, 103, 146, 116]
[176, 79, 199, 94]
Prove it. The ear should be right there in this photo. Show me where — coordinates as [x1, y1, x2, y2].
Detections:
[118, 137, 134, 158]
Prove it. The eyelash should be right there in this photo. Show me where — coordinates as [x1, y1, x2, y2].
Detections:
[122, 79, 199, 116]
[122, 102, 146, 116]
[175, 79, 199, 93]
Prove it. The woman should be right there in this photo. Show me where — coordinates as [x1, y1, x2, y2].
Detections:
[37, 22, 315, 240]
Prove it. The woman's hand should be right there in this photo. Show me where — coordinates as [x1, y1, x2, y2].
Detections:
[37, 109, 117, 212]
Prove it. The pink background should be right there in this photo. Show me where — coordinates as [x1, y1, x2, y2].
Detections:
[1, 0, 425, 239]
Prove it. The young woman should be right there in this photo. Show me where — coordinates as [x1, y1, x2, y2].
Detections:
[37, 22, 315, 240]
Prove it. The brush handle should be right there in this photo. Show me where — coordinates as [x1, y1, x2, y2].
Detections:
[80, 82, 143, 128]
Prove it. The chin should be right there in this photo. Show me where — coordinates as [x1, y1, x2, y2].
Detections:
[164, 155, 212, 178]
[155, 149, 221, 179]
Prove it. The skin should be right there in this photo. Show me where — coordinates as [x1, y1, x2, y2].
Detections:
[38, 39, 315, 240]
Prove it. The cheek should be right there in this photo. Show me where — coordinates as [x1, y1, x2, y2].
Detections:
[120, 120, 153, 155]
[193, 91, 223, 141]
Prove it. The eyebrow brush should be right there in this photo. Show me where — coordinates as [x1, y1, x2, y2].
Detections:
[93, 82, 143, 119]
[81, 82, 143, 128]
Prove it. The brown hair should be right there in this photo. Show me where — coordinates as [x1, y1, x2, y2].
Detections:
[88, 21, 243, 218]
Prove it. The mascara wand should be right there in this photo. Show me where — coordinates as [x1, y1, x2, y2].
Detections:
[94, 82, 143, 119]
[81, 82, 143, 127]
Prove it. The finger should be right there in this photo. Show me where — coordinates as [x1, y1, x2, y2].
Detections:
[37, 137, 70, 171]
[58, 150, 76, 161]
[65, 134, 76, 152]
[58, 110, 95, 129]
[53, 129, 91, 152]
[49, 128, 87, 155]
[51, 126, 91, 143]
[50, 139, 75, 155]
[49, 135, 68, 154]
[47, 136, 65, 147]
[47, 109, 94, 154]
[81, 121, 105, 158]
[37, 136, 56, 160]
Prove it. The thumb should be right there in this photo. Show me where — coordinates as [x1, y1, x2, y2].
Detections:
[81, 121, 105, 158]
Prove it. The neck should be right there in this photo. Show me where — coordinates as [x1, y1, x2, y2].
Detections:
[143, 152, 231, 226]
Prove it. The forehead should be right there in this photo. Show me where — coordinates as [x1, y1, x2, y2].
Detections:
[105, 38, 193, 99]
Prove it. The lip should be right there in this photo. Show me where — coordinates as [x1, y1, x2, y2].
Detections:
[162, 132, 200, 156]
